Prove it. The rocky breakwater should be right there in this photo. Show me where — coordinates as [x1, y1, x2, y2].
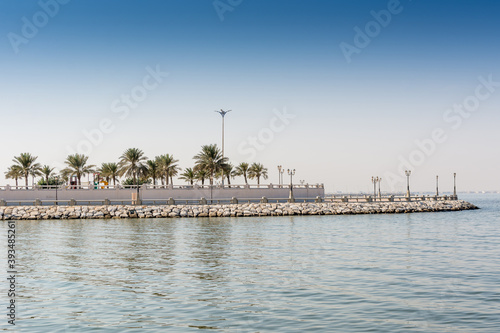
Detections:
[0, 200, 478, 220]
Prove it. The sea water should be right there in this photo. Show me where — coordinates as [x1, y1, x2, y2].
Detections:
[1, 194, 499, 332]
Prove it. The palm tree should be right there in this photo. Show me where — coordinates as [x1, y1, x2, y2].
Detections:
[63, 154, 95, 186]
[179, 167, 196, 185]
[12, 153, 42, 189]
[59, 168, 73, 185]
[4, 165, 23, 188]
[194, 167, 209, 185]
[40, 165, 55, 187]
[234, 162, 250, 184]
[193, 144, 228, 185]
[248, 162, 268, 185]
[218, 163, 235, 186]
[98, 162, 120, 186]
[168, 163, 180, 185]
[156, 154, 179, 186]
[118, 148, 148, 186]
[146, 160, 160, 185]
[97, 164, 108, 183]
[30, 167, 42, 187]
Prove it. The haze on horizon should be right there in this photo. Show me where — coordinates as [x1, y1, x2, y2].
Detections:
[1, 0, 499, 193]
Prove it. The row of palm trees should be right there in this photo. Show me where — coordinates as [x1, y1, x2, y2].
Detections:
[4, 145, 269, 188]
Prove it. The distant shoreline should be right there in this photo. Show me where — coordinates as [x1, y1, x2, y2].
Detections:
[0, 200, 478, 221]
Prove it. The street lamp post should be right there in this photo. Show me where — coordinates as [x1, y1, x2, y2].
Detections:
[436, 175, 439, 197]
[405, 170, 412, 199]
[288, 169, 296, 202]
[371, 176, 378, 200]
[453, 173, 457, 199]
[136, 171, 140, 205]
[55, 176, 59, 206]
[215, 109, 231, 187]
[210, 178, 213, 204]
[280, 169, 284, 187]
[378, 177, 382, 200]
[277, 165, 282, 186]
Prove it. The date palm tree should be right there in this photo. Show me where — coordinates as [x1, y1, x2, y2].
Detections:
[193, 144, 228, 185]
[98, 162, 120, 186]
[179, 167, 196, 185]
[59, 168, 73, 185]
[12, 153, 42, 189]
[168, 162, 179, 186]
[217, 163, 235, 186]
[146, 160, 160, 185]
[62, 154, 95, 186]
[248, 162, 268, 185]
[4, 165, 23, 188]
[234, 162, 250, 185]
[30, 167, 42, 187]
[195, 167, 209, 185]
[156, 154, 179, 186]
[40, 165, 55, 188]
[118, 148, 148, 186]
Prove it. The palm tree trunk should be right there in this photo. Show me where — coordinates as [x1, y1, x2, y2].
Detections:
[25, 173, 29, 189]
[244, 174, 248, 184]
[170, 175, 173, 186]
[257, 176, 260, 185]
[15, 178, 18, 188]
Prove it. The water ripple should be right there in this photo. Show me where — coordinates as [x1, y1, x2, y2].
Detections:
[1, 194, 499, 332]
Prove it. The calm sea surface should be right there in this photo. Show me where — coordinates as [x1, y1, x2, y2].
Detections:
[1, 194, 499, 332]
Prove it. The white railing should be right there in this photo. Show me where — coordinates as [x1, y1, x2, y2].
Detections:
[323, 194, 458, 203]
[0, 183, 324, 191]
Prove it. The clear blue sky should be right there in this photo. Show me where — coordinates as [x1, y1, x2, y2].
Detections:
[1, 0, 499, 192]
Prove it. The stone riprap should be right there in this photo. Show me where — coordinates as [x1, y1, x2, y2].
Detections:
[0, 200, 478, 220]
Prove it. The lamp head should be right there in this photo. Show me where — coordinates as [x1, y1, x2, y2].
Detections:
[215, 109, 232, 117]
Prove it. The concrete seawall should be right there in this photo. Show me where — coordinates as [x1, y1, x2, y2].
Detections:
[0, 184, 324, 202]
[0, 200, 478, 220]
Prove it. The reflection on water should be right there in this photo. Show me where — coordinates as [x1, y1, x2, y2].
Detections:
[190, 219, 231, 282]
[1, 194, 499, 332]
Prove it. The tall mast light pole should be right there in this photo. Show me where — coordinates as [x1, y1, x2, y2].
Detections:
[215, 109, 231, 187]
